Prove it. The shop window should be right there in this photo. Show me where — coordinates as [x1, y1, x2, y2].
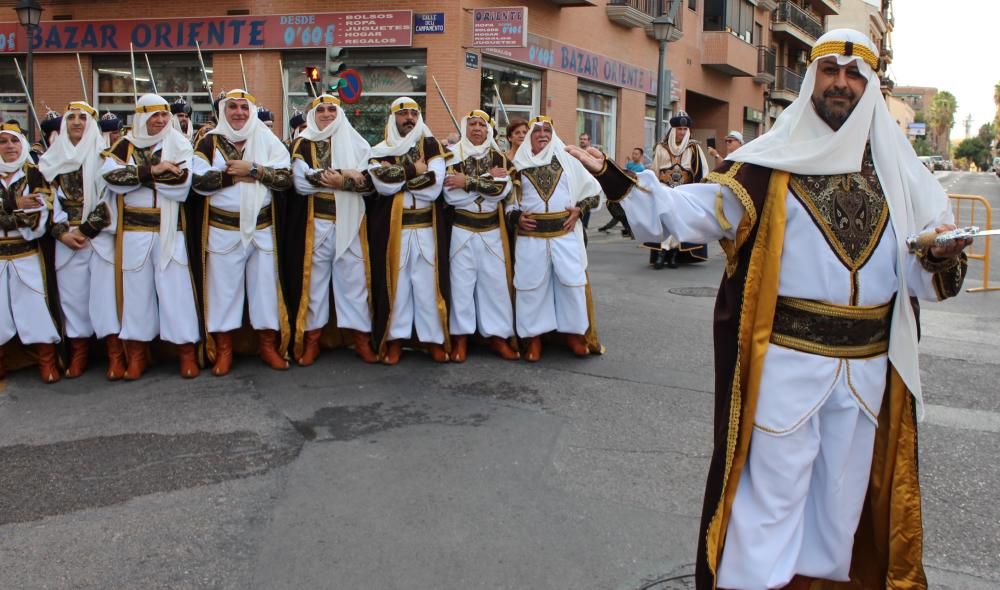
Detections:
[577, 85, 617, 159]
[644, 103, 671, 162]
[283, 52, 427, 145]
[0, 61, 28, 130]
[94, 54, 214, 127]
[481, 61, 541, 144]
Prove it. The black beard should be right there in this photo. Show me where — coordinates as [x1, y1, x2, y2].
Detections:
[812, 94, 855, 131]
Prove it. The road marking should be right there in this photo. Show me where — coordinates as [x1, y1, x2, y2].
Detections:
[923, 403, 1000, 433]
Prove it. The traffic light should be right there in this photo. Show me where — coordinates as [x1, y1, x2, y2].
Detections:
[304, 66, 321, 96]
[325, 47, 347, 88]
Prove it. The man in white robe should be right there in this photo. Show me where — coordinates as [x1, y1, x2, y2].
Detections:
[39, 101, 119, 379]
[570, 30, 970, 590]
[101, 94, 200, 380]
[0, 124, 61, 383]
[511, 117, 602, 362]
[192, 89, 293, 376]
[443, 109, 518, 362]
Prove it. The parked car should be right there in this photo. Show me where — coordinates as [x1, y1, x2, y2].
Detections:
[928, 155, 946, 171]
[993, 156, 1000, 177]
[918, 156, 935, 172]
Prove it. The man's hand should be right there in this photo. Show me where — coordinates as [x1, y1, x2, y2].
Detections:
[152, 160, 183, 176]
[564, 145, 606, 174]
[929, 223, 973, 259]
[563, 206, 581, 232]
[489, 166, 507, 178]
[443, 172, 467, 189]
[15, 193, 44, 210]
[342, 169, 366, 186]
[59, 231, 89, 250]
[413, 158, 428, 175]
[518, 213, 537, 232]
[225, 159, 253, 177]
[320, 169, 345, 189]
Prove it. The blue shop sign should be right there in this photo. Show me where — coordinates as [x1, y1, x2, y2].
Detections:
[414, 13, 445, 34]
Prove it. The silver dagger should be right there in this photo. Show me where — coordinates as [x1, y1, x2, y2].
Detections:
[906, 226, 1000, 252]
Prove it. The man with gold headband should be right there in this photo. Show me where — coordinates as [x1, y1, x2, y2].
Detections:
[39, 101, 117, 379]
[571, 30, 970, 590]
[510, 116, 603, 362]
[101, 94, 200, 380]
[192, 89, 293, 376]
[0, 123, 61, 383]
[289, 94, 377, 365]
[442, 109, 518, 362]
[367, 97, 449, 365]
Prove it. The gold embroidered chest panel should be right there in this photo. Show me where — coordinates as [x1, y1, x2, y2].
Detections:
[788, 146, 889, 271]
[521, 156, 563, 208]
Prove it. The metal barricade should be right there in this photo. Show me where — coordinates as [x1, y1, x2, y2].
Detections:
[948, 194, 997, 292]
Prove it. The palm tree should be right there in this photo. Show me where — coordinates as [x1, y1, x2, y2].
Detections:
[993, 82, 1000, 145]
[928, 91, 957, 157]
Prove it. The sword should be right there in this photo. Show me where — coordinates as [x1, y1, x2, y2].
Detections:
[12, 58, 47, 148]
[76, 53, 89, 104]
[239, 54, 249, 92]
[907, 226, 1000, 252]
[144, 53, 158, 95]
[431, 75, 461, 134]
[493, 83, 510, 126]
[129, 43, 139, 103]
[195, 41, 216, 118]
[278, 58, 289, 140]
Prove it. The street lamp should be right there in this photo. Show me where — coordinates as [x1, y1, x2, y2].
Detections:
[15, 0, 43, 144]
[651, 12, 677, 151]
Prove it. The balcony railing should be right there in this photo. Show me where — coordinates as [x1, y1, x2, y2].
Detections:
[607, 0, 657, 14]
[775, 66, 804, 95]
[757, 46, 776, 78]
[773, 1, 824, 42]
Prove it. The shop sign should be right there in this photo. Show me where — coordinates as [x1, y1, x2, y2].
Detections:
[744, 106, 764, 123]
[465, 52, 480, 70]
[0, 11, 413, 53]
[414, 13, 445, 34]
[482, 33, 654, 94]
[907, 122, 926, 136]
[472, 7, 528, 48]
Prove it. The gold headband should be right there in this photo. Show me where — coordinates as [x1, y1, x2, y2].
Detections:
[466, 110, 492, 124]
[391, 101, 420, 113]
[135, 104, 169, 114]
[810, 41, 879, 71]
[224, 91, 257, 104]
[309, 95, 341, 111]
[529, 115, 553, 127]
[67, 102, 97, 117]
[1, 123, 22, 133]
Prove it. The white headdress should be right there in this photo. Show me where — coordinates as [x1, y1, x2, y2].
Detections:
[446, 109, 502, 164]
[38, 101, 106, 218]
[370, 97, 434, 158]
[0, 123, 30, 174]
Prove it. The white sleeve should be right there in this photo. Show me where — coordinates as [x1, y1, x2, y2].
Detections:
[293, 158, 324, 195]
[367, 160, 406, 196]
[409, 156, 446, 205]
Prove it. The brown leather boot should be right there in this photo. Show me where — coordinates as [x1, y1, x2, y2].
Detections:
[258, 329, 289, 370]
[211, 332, 233, 376]
[297, 329, 322, 366]
[489, 336, 520, 361]
[352, 330, 378, 364]
[565, 334, 590, 357]
[523, 336, 542, 362]
[123, 340, 148, 381]
[427, 342, 449, 363]
[105, 334, 126, 381]
[450, 335, 468, 363]
[177, 343, 199, 378]
[64, 338, 90, 378]
[382, 340, 402, 365]
[35, 343, 61, 383]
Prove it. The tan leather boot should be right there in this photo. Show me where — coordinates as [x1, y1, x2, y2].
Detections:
[489, 336, 520, 361]
[427, 342, 449, 363]
[123, 340, 148, 381]
[35, 343, 61, 383]
[565, 334, 590, 357]
[297, 329, 322, 366]
[257, 330, 289, 370]
[382, 340, 402, 365]
[450, 335, 468, 363]
[523, 336, 542, 362]
[105, 334, 126, 381]
[211, 332, 233, 376]
[177, 343, 200, 378]
[65, 338, 89, 378]
[352, 330, 378, 364]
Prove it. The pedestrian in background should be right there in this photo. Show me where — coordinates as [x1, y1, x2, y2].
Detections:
[504, 118, 528, 166]
[707, 130, 744, 169]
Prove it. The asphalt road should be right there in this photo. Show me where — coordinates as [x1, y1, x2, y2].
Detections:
[0, 172, 997, 589]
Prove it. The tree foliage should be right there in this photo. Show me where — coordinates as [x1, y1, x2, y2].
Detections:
[912, 137, 933, 156]
[954, 137, 990, 170]
[928, 91, 958, 156]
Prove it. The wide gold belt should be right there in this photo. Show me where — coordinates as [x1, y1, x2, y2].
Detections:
[518, 210, 570, 238]
[208, 204, 272, 231]
[770, 296, 892, 359]
[454, 209, 499, 232]
[122, 206, 181, 232]
[61, 198, 84, 226]
[314, 192, 336, 221]
[0, 237, 37, 259]
[402, 206, 433, 229]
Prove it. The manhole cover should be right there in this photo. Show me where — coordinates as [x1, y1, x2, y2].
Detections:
[668, 286, 718, 297]
[631, 564, 696, 590]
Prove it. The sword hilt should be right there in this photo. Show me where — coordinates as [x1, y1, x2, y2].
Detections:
[906, 226, 978, 253]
